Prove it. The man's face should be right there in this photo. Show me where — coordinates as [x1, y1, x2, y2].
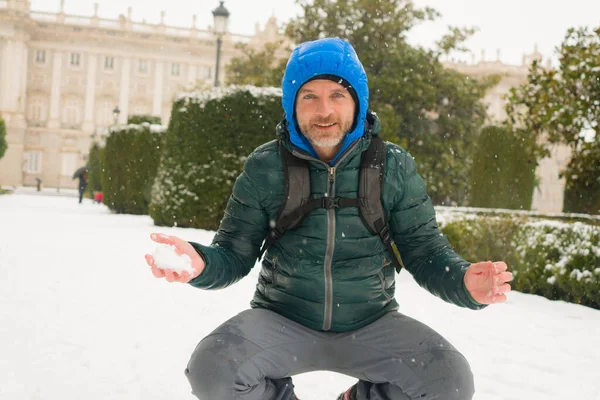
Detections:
[295, 79, 356, 149]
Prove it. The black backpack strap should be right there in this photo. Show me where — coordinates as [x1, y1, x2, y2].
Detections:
[358, 136, 405, 272]
[260, 137, 405, 273]
[259, 142, 362, 259]
[259, 141, 311, 258]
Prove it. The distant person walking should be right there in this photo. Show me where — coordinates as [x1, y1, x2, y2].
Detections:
[77, 171, 88, 204]
[73, 166, 89, 204]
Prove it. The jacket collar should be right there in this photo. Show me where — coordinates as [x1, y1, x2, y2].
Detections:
[276, 110, 382, 167]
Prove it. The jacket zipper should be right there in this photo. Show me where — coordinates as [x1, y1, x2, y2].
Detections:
[291, 139, 363, 331]
[323, 166, 336, 330]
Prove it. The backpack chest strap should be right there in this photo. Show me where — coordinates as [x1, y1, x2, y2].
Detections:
[259, 137, 405, 272]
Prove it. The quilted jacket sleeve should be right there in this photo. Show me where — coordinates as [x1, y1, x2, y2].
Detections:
[187, 152, 270, 290]
[387, 148, 485, 310]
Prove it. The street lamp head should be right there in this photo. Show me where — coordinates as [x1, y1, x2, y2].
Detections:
[212, 1, 230, 36]
[112, 106, 120, 125]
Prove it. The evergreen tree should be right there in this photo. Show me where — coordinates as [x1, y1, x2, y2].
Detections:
[226, 41, 288, 87]
[470, 125, 537, 210]
[563, 141, 600, 214]
[506, 26, 600, 214]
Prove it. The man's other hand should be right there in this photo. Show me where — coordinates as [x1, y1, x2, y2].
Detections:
[464, 261, 513, 305]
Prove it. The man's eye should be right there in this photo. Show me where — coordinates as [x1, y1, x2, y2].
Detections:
[332, 92, 345, 98]
[303, 94, 315, 99]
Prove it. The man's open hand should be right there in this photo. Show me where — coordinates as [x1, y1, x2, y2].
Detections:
[144, 233, 205, 283]
[464, 261, 513, 305]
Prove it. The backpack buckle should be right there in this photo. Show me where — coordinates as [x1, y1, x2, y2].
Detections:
[270, 225, 285, 239]
[378, 226, 391, 242]
[322, 197, 340, 209]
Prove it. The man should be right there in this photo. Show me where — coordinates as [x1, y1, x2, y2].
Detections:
[77, 171, 87, 204]
[144, 37, 512, 400]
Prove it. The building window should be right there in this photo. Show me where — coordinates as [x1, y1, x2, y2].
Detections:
[28, 98, 46, 123]
[70, 53, 81, 67]
[139, 60, 148, 74]
[35, 50, 46, 64]
[62, 99, 81, 126]
[96, 100, 115, 127]
[201, 65, 211, 79]
[61, 153, 78, 176]
[104, 56, 114, 70]
[171, 63, 180, 77]
[131, 104, 148, 116]
[23, 151, 42, 174]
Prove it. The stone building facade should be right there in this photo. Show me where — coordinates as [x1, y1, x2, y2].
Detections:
[0, 0, 281, 189]
[0, 0, 568, 212]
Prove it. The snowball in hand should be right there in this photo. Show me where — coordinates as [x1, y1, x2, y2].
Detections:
[151, 243, 194, 274]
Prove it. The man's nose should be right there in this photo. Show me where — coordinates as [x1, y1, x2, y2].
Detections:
[315, 98, 333, 117]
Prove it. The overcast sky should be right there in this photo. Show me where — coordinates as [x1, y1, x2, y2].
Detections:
[31, 0, 600, 66]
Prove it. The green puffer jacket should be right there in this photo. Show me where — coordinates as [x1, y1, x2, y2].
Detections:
[189, 112, 484, 332]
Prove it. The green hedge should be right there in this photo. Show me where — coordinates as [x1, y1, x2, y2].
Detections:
[150, 85, 282, 230]
[128, 115, 162, 125]
[563, 141, 600, 215]
[0, 115, 7, 161]
[438, 209, 600, 309]
[101, 123, 165, 214]
[87, 142, 104, 195]
[469, 125, 537, 210]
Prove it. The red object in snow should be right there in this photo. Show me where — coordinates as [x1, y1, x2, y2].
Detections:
[94, 192, 104, 203]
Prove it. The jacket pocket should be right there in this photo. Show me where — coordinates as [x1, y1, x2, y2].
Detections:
[265, 256, 279, 294]
[378, 259, 393, 301]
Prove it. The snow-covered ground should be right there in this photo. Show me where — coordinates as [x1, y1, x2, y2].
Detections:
[1, 192, 599, 400]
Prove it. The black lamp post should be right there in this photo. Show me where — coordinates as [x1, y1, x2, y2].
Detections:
[212, 1, 230, 87]
[112, 106, 120, 125]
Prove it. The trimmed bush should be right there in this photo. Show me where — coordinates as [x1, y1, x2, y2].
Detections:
[0, 115, 7, 161]
[87, 142, 104, 195]
[437, 209, 600, 309]
[440, 215, 523, 268]
[512, 220, 600, 308]
[128, 115, 162, 125]
[150, 85, 282, 230]
[563, 141, 600, 215]
[101, 123, 165, 214]
[469, 125, 537, 210]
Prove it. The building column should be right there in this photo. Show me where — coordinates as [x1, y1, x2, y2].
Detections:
[48, 51, 63, 129]
[531, 144, 571, 213]
[82, 54, 97, 133]
[0, 40, 20, 114]
[152, 61, 164, 117]
[0, 40, 9, 112]
[18, 39, 28, 115]
[187, 63, 197, 87]
[118, 57, 131, 124]
[0, 40, 28, 116]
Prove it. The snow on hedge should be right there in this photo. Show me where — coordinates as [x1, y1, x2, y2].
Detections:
[108, 122, 167, 134]
[175, 85, 282, 110]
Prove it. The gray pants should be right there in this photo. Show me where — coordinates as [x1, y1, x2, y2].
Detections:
[185, 309, 474, 400]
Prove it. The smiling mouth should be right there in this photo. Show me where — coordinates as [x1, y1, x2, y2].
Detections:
[314, 122, 337, 129]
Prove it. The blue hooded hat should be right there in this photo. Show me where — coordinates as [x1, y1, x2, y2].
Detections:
[281, 38, 369, 164]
